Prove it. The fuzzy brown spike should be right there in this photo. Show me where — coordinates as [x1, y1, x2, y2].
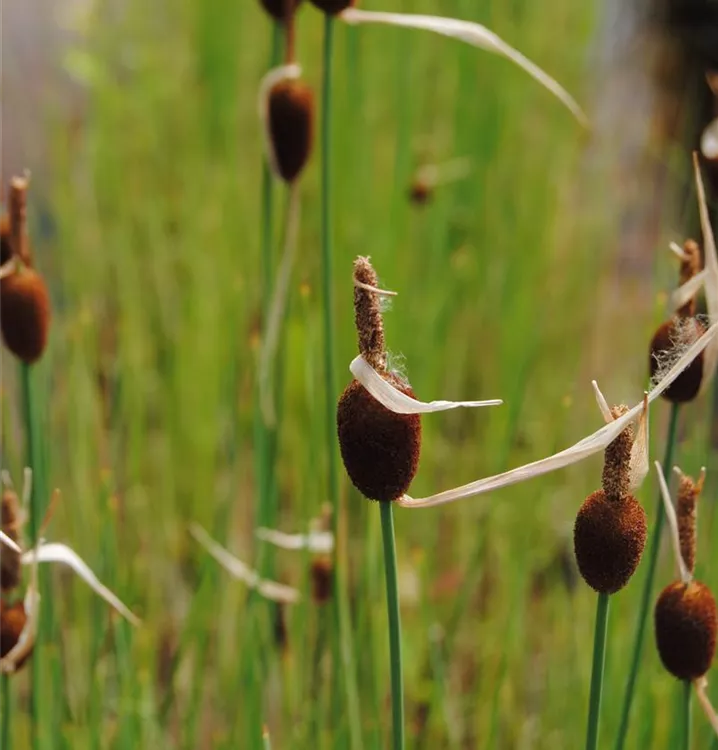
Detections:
[309, 0, 355, 14]
[601, 405, 633, 501]
[655, 580, 717, 680]
[0, 215, 11, 265]
[1, 490, 22, 593]
[9, 175, 31, 267]
[268, 79, 314, 184]
[259, 0, 302, 21]
[574, 489, 647, 594]
[676, 473, 701, 576]
[310, 555, 333, 604]
[353, 256, 387, 371]
[1, 266, 51, 363]
[649, 318, 705, 402]
[0, 601, 32, 670]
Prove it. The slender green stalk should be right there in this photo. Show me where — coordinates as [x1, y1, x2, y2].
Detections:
[380, 502, 404, 750]
[614, 403, 680, 749]
[21, 362, 43, 749]
[1, 675, 11, 748]
[586, 593, 610, 750]
[682, 680, 692, 750]
[320, 14, 361, 749]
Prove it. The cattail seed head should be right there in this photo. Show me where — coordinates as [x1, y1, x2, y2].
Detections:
[0, 601, 32, 669]
[310, 555, 333, 604]
[0, 215, 11, 265]
[601, 405, 633, 501]
[676, 472, 702, 576]
[309, 0, 355, 15]
[259, 0, 302, 21]
[268, 78, 314, 183]
[0, 266, 51, 363]
[1, 490, 22, 593]
[649, 318, 705, 403]
[574, 489, 647, 594]
[655, 580, 717, 680]
[337, 375, 421, 502]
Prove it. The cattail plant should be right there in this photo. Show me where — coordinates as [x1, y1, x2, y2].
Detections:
[615, 154, 718, 750]
[654, 463, 718, 746]
[259, 0, 303, 22]
[0, 470, 140, 676]
[337, 257, 502, 749]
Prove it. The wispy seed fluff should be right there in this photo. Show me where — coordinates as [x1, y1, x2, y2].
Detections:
[573, 404, 648, 594]
[654, 465, 717, 682]
[337, 257, 421, 502]
[649, 239, 705, 402]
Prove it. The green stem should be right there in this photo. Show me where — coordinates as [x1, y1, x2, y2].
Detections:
[614, 403, 680, 750]
[586, 592, 610, 750]
[21, 362, 43, 750]
[1, 675, 11, 748]
[380, 502, 404, 750]
[682, 680, 692, 750]
[320, 14, 362, 750]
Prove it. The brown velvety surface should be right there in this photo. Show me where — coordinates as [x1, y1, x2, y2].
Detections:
[574, 489, 647, 594]
[655, 580, 717, 680]
[0, 267, 51, 363]
[268, 80, 314, 184]
[337, 375, 421, 502]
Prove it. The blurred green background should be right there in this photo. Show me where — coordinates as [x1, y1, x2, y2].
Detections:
[2, 0, 717, 747]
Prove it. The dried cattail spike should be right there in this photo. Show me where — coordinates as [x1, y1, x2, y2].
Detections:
[0, 215, 11, 265]
[337, 375, 422, 502]
[678, 240, 702, 287]
[655, 580, 717, 680]
[573, 489, 647, 594]
[1, 266, 51, 363]
[1, 490, 22, 592]
[676, 469, 704, 576]
[353, 256, 387, 371]
[0, 601, 32, 671]
[601, 405, 633, 501]
[267, 77, 314, 183]
[259, 0, 302, 21]
[309, 0, 354, 14]
[649, 318, 706, 403]
[310, 555, 333, 604]
[8, 174, 31, 267]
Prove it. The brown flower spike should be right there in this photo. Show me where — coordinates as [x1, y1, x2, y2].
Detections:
[337, 258, 501, 502]
[654, 464, 717, 682]
[310, 0, 355, 15]
[573, 402, 648, 594]
[649, 240, 705, 402]
[337, 258, 421, 502]
[1, 489, 23, 593]
[267, 76, 314, 184]
[260, 0, 303, 21]
[0, 601, 31, 671]
[0, 175, 51, 364]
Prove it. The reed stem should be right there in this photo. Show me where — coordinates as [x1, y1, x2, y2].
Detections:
[614, 403, 680, 749]
[380, 502, 404, 750]
[682, 680, 692, 750]
[319, 15, 361, 749]
[1, 676, 11, 748]
[586, 592, 610, 750]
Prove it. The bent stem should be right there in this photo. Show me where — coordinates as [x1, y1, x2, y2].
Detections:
[615, 403, 680, 749]
[683, 680, 692, 750]
[380, 502, 404, 750]
[320, 14, 361, 749]
[586, 592, 610, 750]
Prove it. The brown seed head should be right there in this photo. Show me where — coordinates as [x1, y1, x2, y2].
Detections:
[601, 405, 633, 501]
[0, 215, 11, 265]
[1, 490, 22, 593]
[353, 256, 387, 371]
[309, 0, 355, 14]
[0, 266, 51, 363]
[676, 473, 702, 576]
[649, 317, 705, 403]
[574, 489, 647, 594]
[310, 555, 333, 604]
[408, 180, 432, 206]
[259, 0, 302, 21]
[268, 79, 314, 183]
[337, 374, 422, 502]
[655, 580, 717, 680]
[0, 600, 32, 670]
